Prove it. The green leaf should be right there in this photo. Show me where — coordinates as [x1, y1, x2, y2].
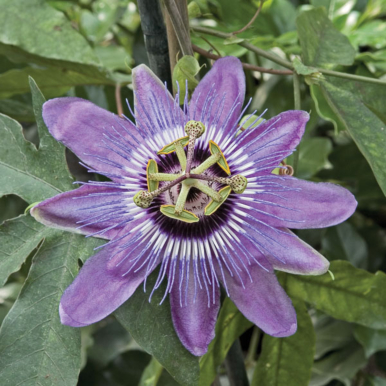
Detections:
[310, 83, 346, 134]
[322, 223, 368, 269]
[296, 8, 356, 67]
[0, 0, 127, 85]
[287, 137, 332, 179]
[138, 357, 164, 386]
[0, 230, 101, 386]
[293, 57, 320, 76]
[114, 270, 200, 386]
[286, 261, 386, 329]
[252, 298, 315, 386]
[0, 79, 73, 203]
[313, 316, 354, 360]
[172, 56, 201, 104]
[0, 214, 48, 287]
[0, 66, 130, 99]
[318, 76, 386, 196]
[354, 325, 386, 358]
[199, 298, 252, 386]
[310, 342, 366, 386]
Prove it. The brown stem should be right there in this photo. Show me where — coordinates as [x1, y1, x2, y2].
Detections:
[231, 0, 264, 35]
[163, 0, 194, 57]
[115, 83, 123, 117]
[192, 44, 293, 75]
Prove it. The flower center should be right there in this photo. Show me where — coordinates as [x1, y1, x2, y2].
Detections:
[133, 120, 248, 222]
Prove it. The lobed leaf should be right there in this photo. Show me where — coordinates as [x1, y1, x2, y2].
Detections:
[252, 298, 315, 386]
[296, 7, 356, 67]
[114, 270, 200, 386]
[286, 261, 386, 329]
[199, 298, 252, 386]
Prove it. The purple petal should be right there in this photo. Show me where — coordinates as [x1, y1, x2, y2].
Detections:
[228, 111, 309, 174]
[239, 176, 357, 229]
[43, 97, 143, 178]
[132, 64, 184, 135]
[59, 226, 160, 327]
[189, 56, 245, 140]
[220, 261, 297, 337]
[169, 267, 220, 356]
[233, 218, 329, 275]
[31, 185, 130, 239]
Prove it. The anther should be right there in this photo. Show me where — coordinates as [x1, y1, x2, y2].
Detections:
[133, 191, 153, 208]
[229, 175, 248, 194]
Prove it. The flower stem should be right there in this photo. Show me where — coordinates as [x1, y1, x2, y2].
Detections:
[191, 26, 386, 85]
[292, 72, 301, 175]
[224, 339, 249, 386]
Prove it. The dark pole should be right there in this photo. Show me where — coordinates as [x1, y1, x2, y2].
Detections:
[137, 0, 172, 91]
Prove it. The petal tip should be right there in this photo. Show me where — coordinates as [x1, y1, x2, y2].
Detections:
[59, 303, 87, 328]
[271, 321, 297, 338]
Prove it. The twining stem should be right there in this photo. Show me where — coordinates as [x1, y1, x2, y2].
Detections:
[292, 72, 301, 175]
[192, 45, 293, 75]
[192, 26, 293, 70]
[192, 26, 386, 85]
[231, 0, 264, 35]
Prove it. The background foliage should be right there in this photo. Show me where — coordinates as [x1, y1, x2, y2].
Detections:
[1, 0, 386, 385]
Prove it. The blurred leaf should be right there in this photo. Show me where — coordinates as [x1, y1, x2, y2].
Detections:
[199, 298, 252, 386]
[0, 96, 35, 122]
[87, 319, 132, 368]
[297, 8, 356, 67]
[0, 78, 73, 203]
[252, 298, 314, 386]
[138, 357, 164, 386]
[0, 230, 101, 386]
[188, 1, 202, 19]
[0, 282, 22, 324]
[0, 194, 28, 222]
[0, 0, 126, 85]
[318, 142, 385, 208]
[287, 261, 386, 329]
[288, 137, 332, 179]
[313, 315, 354, 359]
[354, 325, 386, 358]
[94, 45, 131, 72]
[349, 20, 386, 50]
[310, 342, 366, 386]
[322, 223, 368, 269]
[0, 214, 48, 287]
[114, 270, 200, 386]
[318, 76, 386, 197]
[103, 350, 151, 386]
